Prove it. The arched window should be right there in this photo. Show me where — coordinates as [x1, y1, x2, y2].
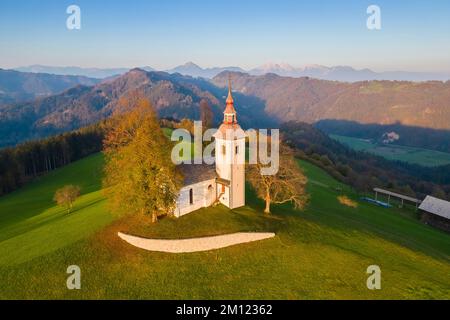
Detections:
[222, 144, 226, 155]
[189, 188, 193, 205]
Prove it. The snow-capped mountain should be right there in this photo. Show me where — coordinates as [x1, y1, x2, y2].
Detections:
[14, 62, 450, 82]
[166, 62, 246, 79]
[249, 62, 450, 82]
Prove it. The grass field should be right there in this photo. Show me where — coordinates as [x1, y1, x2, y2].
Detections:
[0, 154, 449, 299]
[0, 154, 113, 266]
[330, 134, 450, 167]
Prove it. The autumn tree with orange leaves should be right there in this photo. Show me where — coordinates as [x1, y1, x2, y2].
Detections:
[103, 94, 182, 223]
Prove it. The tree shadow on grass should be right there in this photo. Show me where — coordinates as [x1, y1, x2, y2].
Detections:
[280, 185, 450, 263]
[0, 196, 105, 242]
[244, 176, 450, 263]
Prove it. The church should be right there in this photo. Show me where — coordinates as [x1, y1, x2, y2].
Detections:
[173, 81, 246, 217]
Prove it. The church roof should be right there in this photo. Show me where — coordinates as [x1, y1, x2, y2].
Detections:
[178, 163, 216, 186]
[224, 102, 237, 114]
[225, 74, 235, 104]
[215, 74, 246, 140]
[224, 75, 237, 116]
[215, 123, 246, 140]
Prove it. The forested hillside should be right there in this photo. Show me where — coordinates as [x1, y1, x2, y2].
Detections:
[0, 69, 99, 105]
[0, 69, 273, 147]
[0, 124, 104, 195]
[316, 120, 450, 153]
[282, 122, 450, 200]
[213, 72, 450, 130]
[3, 69, 450, 148]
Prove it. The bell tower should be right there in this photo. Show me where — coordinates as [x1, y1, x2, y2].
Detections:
[214, 76, 246, 209]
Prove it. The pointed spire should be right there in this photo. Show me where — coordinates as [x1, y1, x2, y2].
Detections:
[223, 73, 237, 124]
[226, 73, 234, 105]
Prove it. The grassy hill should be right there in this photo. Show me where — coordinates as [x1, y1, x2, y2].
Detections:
[0, 154, 449, 299]
[0, 153, 113, 265]
[331, 134, 450, 167]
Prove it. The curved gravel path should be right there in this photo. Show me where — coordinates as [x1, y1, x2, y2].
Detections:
[118, 232, 276, 253]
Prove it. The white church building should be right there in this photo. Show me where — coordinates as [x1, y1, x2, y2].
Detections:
[173, 81, 246, 217]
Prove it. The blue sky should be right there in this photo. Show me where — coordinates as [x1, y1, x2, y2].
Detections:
[1, 0, 449, 72]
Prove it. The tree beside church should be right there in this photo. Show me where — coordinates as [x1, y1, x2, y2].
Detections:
[247, 145, 308, 214]
[102, 95, 182, 222]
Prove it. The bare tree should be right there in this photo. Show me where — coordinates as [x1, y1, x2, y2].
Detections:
[247, 145, 308, 214]
[54, 185, 81, 214]
[200, 99, 214, 129]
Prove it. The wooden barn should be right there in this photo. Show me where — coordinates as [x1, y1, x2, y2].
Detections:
[419, 196, 450, 233]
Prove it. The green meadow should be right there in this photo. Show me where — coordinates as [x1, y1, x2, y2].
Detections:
[330, 134, 450, 167]
[0, 154, 449, 299]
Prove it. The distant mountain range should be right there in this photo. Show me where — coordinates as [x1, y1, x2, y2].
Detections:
[14, 62, 450, 82]
[0, 69, 99, 105]
[2, 67, 450, 147]
[213, 71, 450, 130]
[165, 62, 246, 79]
[248, 63, 450, 82]
[13, 63, 242, 80]
[14, 65, 155, 79]
[0, 69, 272, 147]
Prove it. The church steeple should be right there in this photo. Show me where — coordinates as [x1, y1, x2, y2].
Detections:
[226, 75, 234, 105]
[214, 74, 246, 210]
[223, 74, 237, 124]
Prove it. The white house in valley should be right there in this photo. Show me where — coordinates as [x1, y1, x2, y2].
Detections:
[173, 80, 246, 217]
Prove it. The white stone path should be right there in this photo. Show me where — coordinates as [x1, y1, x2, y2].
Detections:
[118, 232, 276, 253]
